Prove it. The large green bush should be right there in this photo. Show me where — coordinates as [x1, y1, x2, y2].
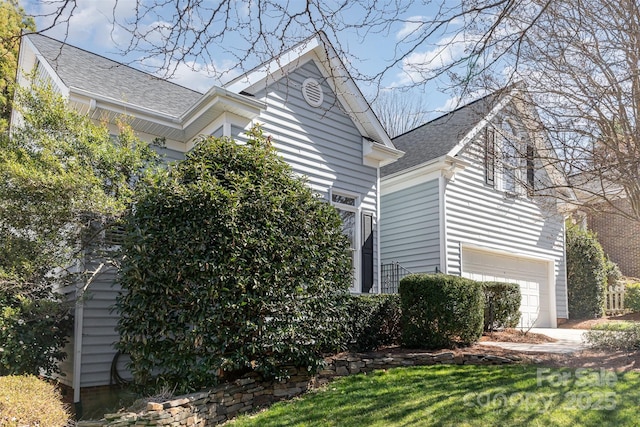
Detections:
[482, 282, 521, 332]
[0, 84, 158, 377]
[399, 274, 483, 349]
[345, 294, 401, 352]
[625, 282, 640, 312]
[117, 127, 352, 393]
[566, 223, 607, 319]
[604, 257, 622, 286]
[0, 286, 72, 376]
[0, 375, 69, 427]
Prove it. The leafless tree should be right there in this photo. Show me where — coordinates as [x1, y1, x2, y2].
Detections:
[25, 0, 549, 95]
[21, 0, 640, 220]
[371, 90, 430, 138]
[490, 0, 640, 221]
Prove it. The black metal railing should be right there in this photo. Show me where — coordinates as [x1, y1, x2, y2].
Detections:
[380, 262, 413, 294]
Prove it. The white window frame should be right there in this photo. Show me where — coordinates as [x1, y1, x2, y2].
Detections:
[330, 188, 361, 292]
[497, 119, 525, 197]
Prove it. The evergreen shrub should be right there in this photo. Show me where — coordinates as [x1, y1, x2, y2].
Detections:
[346, 294, 401, 352]
[566, 223, 607, 319]
[117, 127, 352, 393]
[399, 274, 483, 349]
[482, 281, 521, 332]
[0, 375, 69, 427]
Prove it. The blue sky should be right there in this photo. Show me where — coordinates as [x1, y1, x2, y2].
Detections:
[23, 0, 471, 118]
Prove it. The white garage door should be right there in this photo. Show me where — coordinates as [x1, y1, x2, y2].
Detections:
[462, 248, 552, 328]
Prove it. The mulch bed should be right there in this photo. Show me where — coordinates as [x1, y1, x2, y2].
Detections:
[475, 322, 640, 372]
[480, 328, 556, 344]
[558, 312, 640, 330]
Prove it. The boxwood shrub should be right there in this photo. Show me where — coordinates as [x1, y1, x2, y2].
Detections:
[399, 274, 483, 349]
[482, 282, 521, 332]
[345, 294, 401, 352]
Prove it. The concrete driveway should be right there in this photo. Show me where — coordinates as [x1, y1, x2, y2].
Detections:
[481, 328, 590, 354]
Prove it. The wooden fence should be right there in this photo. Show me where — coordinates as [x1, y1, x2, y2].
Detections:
[605, 285, 626, 315]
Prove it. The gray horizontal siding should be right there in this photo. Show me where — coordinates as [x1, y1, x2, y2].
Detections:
[153, 145, 185, 162]
[78, 265, 131, 388]
[446, 137, 567, 318]
[381, 179, 440, 273]
[237, 60, 380, 291]
[246, 61, 377, 213]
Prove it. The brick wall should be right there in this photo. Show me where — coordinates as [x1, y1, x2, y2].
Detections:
[587, 199, 640, 278]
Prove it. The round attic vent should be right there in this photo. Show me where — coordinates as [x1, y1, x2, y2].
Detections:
[302, 78, 324, 107]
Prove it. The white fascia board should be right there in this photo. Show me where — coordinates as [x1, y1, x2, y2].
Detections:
[180, 87, 265, 126]
[381, 155, 470, 195]
[69, 88, 182, 126]
[447, 90, 514, 158]
[224, 36, 322, 93]
[22, 36, 70, 97]
[313, 33, 394, 149]
[226, 32, 395, 150]
[363, 138, 404, 168]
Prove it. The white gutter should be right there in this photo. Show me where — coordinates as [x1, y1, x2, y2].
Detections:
[72, 283, 83, 404]
[376, 166, 382, 293]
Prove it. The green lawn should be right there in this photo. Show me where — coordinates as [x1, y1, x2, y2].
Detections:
[591, 321, 637, 331]
[228, 365, 640, 427]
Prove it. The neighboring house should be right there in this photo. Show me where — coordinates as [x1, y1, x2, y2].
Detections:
[585, 199, 640, 278]
[380, 88, 568, 328]
[15, 32, 402, 404]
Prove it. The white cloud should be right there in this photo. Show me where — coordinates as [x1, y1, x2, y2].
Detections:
[396, 15, 427, 39]
[140, 57, 240, 93]
[392, 30, 482, 87]
[26, 0, 140, 55]
[434, 88, 489, 114]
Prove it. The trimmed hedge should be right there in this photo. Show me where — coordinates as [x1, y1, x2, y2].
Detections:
[346, 294, 401, 352]
[566, 223, 607, 319]
[482, 282, 521, 332]
[399, 274, 483, 349]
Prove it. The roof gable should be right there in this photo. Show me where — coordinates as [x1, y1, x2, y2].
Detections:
[224, 32, 397, 151]
[382, 91, 506, 177]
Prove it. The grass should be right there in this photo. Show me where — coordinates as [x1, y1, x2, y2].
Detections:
[228, 365, 640, 427]
[591, 321, 637, 331]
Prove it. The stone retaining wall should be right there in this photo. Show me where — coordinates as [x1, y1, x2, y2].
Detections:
[79, 350, 517, 427]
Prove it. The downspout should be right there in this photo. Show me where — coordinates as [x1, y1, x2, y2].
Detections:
[72, 282, 84, 408]
[73, 264, 104, 410]
[439, 174, 449, 274]
[376, 166, 382, 293]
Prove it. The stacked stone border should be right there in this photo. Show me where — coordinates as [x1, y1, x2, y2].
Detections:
[79, 350, 518, 427]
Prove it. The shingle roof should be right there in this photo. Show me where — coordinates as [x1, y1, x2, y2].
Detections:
[381, 92, 503, 177]
[26, 33, 203, 117]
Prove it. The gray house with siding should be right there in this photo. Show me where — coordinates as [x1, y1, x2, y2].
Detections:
[380, 88, 568, 328]
[15, 32, 402, 404]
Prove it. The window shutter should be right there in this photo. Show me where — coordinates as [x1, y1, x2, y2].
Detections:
[361, 213, 374, 293]
[526, 143, 535, 196]
[485, 127, 495, 185]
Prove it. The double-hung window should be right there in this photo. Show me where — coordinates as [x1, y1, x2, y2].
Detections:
[485, 119, 536, 197]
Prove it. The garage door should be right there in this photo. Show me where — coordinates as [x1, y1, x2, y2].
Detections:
[462, 248, 551, 328]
